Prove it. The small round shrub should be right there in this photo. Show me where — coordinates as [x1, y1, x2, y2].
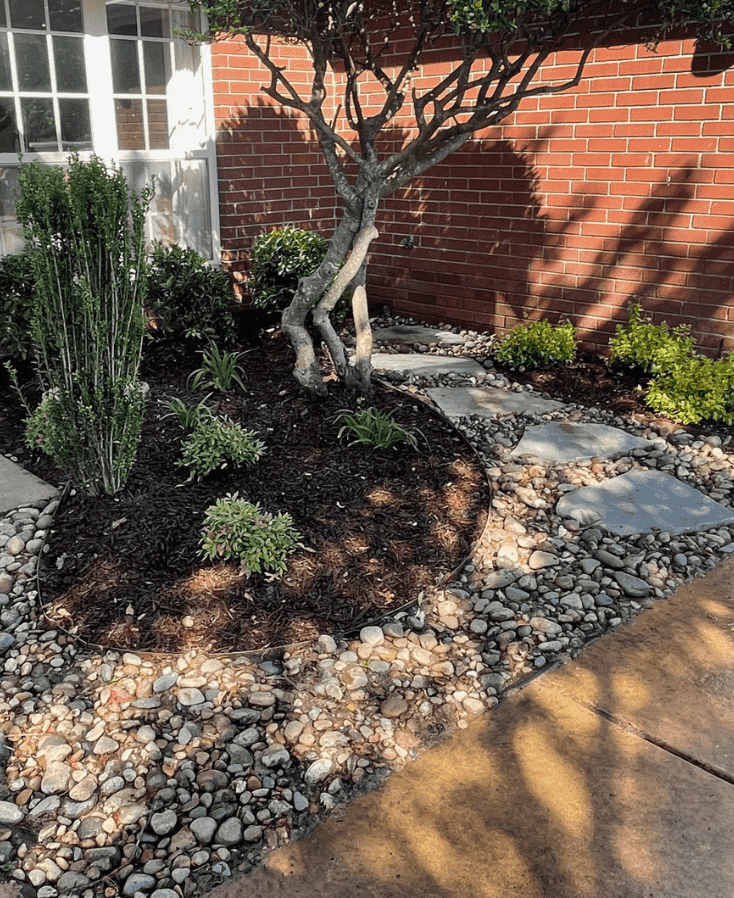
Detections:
[179, 417, 265, 480]
[493, 319, 577, 369]
[249, 226, 327, 312]
[0, 251, 35, 361]
[249, 225, 351, 319]
[608, 302, 694, 374]
[146, 243, 235, 345]
[200, 493, 301, 574]
[646, 352, 734, 425]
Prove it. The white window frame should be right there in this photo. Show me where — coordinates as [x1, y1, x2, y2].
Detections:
[0, 0, 220, 261]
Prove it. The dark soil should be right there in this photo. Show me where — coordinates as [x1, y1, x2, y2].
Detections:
[2, 336, 729, 658]
[0, 330, 489, 655]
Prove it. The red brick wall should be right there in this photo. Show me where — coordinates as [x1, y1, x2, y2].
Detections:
[212, 31, 734, 354]
[211, 35, 341, 295]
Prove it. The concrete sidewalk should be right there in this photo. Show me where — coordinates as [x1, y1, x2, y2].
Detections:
[208, 554, 734, 898]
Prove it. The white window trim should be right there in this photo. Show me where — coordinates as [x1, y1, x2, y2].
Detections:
[0, 0, 220, 262]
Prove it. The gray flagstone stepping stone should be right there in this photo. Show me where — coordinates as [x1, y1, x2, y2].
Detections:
[0, 454, 58, 517]
[426, 385, 564, 419]
[511, 422, 653, 464]
[373, 324, 465, 346]
[557, 469, 734, 536]
[372, 353, 485, 379]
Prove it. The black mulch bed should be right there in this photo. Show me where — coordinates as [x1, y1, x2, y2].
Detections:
[2, 335, 730, 657]
[0, 329, 490, 655]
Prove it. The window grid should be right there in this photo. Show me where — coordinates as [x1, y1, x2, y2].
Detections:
[108, 1, 180, 151]
[0, 0, 91, 153]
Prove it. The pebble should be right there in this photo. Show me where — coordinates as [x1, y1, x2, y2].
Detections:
[1, 319, 733, 898]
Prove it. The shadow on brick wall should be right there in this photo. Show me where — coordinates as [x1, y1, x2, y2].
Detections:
[371, 137, 548, 329]
[217, 99, 341, 297]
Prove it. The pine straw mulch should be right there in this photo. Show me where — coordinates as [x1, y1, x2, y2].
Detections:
[0, 328, 490, 655]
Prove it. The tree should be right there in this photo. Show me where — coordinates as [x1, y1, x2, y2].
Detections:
[189, 0, 734, 396]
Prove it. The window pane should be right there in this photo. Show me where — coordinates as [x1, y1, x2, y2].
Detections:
[9, 0, 46, 31]
[16, 34, 52, 92]
[111, 39, 140, 93]
[0, 4, 6, 29]
[0, 99, 18, 152]
[54, 36, 88, 92]
[22, 97, 57, 151]
[147, 98, 168, 148]
[107, 4, 137, 36]
[0, 35, 12, 91]
[49, 0, 83, 33]
[140, 6, 168, 38]
[115, 96, 144, 149]
[143, 42, 168, 95]
[59, 97, 92, 149]
[171, 8, 194, 32]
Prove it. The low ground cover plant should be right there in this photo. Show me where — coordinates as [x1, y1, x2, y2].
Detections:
[608, 302, 734, 424]
[493, 318, 577, 369]
[179, 417, 265, 479]
[146, 243, 235, 345]
[200, 493, 301, 574]
[608, 302, 694, 373]
[337, 405, 422, 450]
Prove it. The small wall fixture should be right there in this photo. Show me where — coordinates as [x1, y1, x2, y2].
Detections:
[400, 235, 415, 250]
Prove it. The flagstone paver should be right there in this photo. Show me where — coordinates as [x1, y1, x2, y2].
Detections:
[0, 453, 58, 517]
[426, 384, 564, 419]
[373, 324, 465, 345]
[557, 469, 734, 536]
[371, 352, 485, 379]
[511, 421, 653, 464]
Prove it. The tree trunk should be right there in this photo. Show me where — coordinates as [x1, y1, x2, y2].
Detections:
[281, 213, 359, 396]
[281, 184, 380, 396]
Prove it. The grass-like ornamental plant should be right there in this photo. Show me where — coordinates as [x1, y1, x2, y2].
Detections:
[179, 417, 265, 479]
[161, 397, 215, 431]
[608, 302, 694, 374]
[200, 493, 301, 574]
[16, 155, 151, 495]
[188, 344, 248, 393]
[337, 406, 422, 450]
[493, 319, 577, 369]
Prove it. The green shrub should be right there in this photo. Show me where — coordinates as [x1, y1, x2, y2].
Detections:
[249, 226, 327, 312]
[188, 344, 248, 393]
[179, 417, 264, 479]
[200, 493, 301, 574]
[0, 252, 35, 361]
[493, 319, 577, 369]
[147, 243, 235, 345]
[337, 406, 422, 450]
[249, 225, 351, 319]
[608, 302, 694, 373]
[646, 352, 734, 424]
[16, 155, 150, 495]
[27, 383, 145, 488]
